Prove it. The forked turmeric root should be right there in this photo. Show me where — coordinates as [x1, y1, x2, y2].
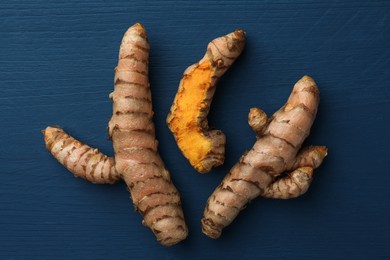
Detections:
[43, 24, 188, 246]
[167, 29, 245, 173]
[201, 76, 327, 238]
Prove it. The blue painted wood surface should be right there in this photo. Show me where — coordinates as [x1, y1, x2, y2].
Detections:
[1, 0, 389, 258]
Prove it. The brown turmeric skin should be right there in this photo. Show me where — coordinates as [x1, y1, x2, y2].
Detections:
[43, 24, 187, 246]
[167, 29, 245, 173]
[108, 24, 187, 246]
[201, 76, 327, 238]
[43, 126, 119, 184]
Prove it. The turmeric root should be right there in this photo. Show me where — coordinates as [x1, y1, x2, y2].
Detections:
[43, 126, 119, 184]
[201, 76, 327, 238]
[108, 23, 187, 246]
[167, 29, 245, 173]
[43, 24, 187, 246]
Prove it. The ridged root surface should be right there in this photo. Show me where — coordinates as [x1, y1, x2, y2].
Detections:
[201, 76, 328, 238]
[43, 23, 188, 247]
[108, 23, 188, 246]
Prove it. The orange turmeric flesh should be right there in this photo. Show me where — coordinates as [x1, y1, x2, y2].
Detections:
[168, 60, 213, 168]
[167, 29, 246, 173]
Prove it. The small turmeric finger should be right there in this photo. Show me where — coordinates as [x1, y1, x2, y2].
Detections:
[262, 167, 314, 199]
[43, 126, 119, 184]
[167, 29, 246, 173]
[290, 146, 328, 170]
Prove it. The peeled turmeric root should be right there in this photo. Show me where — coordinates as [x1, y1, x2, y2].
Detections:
[43, 24, 187, 246]
[167, 29, 245, 173]
[201, 76, 327, 238]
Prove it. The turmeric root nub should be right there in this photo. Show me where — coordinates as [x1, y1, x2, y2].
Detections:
[167, 29, 246, 173]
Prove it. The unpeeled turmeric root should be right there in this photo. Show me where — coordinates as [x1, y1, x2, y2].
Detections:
[167, 29, 245, 173]
[43, 126, 119, 184]
[43, 24, 188, 246]
[108, 23, 187, 246]
[201, 76, 327, 238]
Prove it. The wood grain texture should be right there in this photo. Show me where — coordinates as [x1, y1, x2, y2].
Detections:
[1, 0, 389, 258]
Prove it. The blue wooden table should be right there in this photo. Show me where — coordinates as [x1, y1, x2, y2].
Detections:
[1, 0, 389, 258]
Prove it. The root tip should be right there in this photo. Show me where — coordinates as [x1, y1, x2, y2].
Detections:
[301, 75, 315, 82]
[201, 218, 222, 239]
